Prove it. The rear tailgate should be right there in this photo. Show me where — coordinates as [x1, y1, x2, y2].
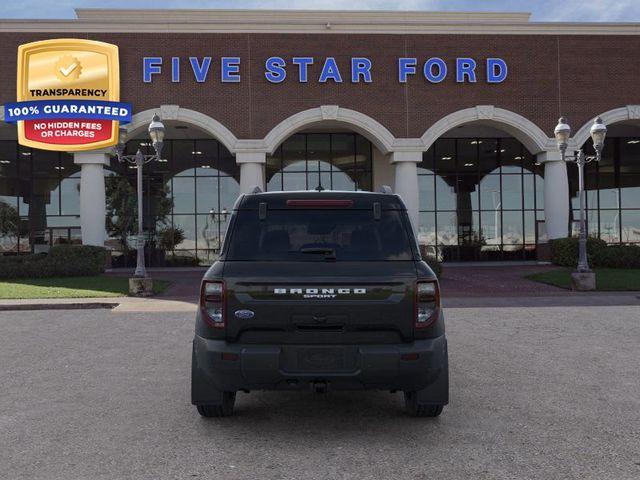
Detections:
[223, 261, 416, 344]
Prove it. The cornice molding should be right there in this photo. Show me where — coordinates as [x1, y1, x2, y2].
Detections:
[0, 9, 639, 35]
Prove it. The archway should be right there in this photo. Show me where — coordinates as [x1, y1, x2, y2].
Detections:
[127, 105, 239, 154]
[417, 112, 551, 261]
[263, 106, 395, 155]
[110, 109, 241, 266]
[421, 106, 552, 155]
[262, 106, 398, 195]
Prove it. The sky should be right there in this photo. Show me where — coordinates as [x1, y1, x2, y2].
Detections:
[0, 0, 639, 22]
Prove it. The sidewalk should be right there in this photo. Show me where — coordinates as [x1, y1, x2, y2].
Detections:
[1, 264, 638, 311]
[440, 263, 564, 297]
[0, 295, 198, 312]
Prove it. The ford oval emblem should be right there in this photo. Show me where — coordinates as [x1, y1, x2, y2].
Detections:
[234, 309, 255, 319]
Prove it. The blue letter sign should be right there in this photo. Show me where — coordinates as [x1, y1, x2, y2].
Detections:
[487, 58, 508, 83]
[142, 55, 508, 84]
[265, 56, 287, 83]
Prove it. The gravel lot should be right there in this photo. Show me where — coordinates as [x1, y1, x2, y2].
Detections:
[1, 305, 639, 480]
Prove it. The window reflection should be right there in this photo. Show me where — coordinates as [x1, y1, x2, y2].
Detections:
[266, 133, 373, 192]
[621, 210, 640, 243]
[568, 137, 640, 245]
[104, 138, 244, 264]
[419, 137, 543, 261]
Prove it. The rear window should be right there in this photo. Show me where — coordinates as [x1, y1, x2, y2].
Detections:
[226, 209, 415, 261]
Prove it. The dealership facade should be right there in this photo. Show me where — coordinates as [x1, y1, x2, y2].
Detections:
[0, 9, 639, 264]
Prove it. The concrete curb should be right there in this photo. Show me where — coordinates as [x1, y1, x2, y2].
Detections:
[0, 302, 119, 311]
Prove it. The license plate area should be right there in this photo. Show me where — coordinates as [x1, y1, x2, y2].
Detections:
[280, 346, 357, 373]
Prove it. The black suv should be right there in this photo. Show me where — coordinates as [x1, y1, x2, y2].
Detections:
[191, 190, 448, 417]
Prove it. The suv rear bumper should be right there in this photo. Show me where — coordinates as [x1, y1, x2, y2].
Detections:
[192, 334, 448, 404]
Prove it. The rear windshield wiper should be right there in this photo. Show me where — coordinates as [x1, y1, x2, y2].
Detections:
[297, 247, 337, 260]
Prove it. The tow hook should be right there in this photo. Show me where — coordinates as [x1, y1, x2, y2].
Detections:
[312, 381, 328, 394]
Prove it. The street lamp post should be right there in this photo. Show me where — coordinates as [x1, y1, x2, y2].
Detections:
[113, 114, 166, 294]
[553, 116, 607, 289]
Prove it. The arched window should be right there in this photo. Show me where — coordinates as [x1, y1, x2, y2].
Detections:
[568, 135, 640, 244]
[267, 133, 372, 192]
[106, 138, 240, 266]
[418, 136, 544, 261]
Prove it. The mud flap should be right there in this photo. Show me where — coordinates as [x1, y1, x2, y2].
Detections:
[415, 341, 449, 405]
[191, 342, 224, 405]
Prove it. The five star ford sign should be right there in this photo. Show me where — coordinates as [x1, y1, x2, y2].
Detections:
[3, 39, 132, 152]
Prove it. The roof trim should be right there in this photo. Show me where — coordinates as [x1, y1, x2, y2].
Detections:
[73, 9, 532, 23]
[0, 9, 638, 35]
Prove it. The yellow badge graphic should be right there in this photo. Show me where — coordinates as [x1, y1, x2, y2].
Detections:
[5, 38, 131, 151]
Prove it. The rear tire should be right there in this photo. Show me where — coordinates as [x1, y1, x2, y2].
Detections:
[196, 391, 236, 417]
[404, 391, 444, 417]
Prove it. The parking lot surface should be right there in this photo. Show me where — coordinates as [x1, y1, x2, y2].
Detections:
[1, 305, 639, 480]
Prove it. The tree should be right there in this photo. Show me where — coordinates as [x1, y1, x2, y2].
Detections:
[157, 226, 185, 251]
[105, 175, 173, 252]
[0, 201, 25, 251]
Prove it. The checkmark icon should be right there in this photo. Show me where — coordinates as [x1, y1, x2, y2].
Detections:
[59, 62, 78, 77]
[55, 55, 82, 82]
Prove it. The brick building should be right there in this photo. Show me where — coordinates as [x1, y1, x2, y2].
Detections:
[0, 9, 639, 263]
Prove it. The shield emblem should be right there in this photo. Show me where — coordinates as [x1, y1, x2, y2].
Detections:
[15, 38, 121, 151]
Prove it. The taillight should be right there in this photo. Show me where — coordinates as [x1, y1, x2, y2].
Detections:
[415, 280, 440, 328]
[200, 280, 225, 328]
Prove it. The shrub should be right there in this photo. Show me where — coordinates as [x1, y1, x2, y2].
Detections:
[157, 226, 185, 251]
[418, 244, 443, 277]
[550, 237, 640, 269]
[424, 256, 443, 278]
[164, 254, 201, 267]
[0, 245, 106, 279]
[593, 244, 640, 268]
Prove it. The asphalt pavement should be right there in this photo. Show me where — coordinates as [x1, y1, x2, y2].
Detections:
[1, 305, 639, 480]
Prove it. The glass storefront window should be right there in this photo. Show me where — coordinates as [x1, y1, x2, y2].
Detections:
[3, 133, 640, 263]
[501, 175, 523, 210]
[435, 175, 456, 211]
[500, 138, 523, 173]
[195, 177, 219, 214]
[418, 211, 436, 249]
[436, 211, 457, 246]
[173, 140, 195, 176]
[479, 175, 501, 211]
[568, 137, 640, 244]
[419, 136, 546, 261]
[266, 133, 372, 193]
[524, 210, 536, 245]
[502, 211, 524, 247]
[60, 177, 81, 216]
[418, 174, 435, 211]
[599, 210, 620, 243]
[0, 141, 18, 177]
[621, 210, 640, 243]
[620, 174, 640, 209]
[172, 177, 196, 213]
[103, 138, 240, 265]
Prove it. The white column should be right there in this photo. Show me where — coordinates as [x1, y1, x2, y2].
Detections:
[237, 151, 266, 193]
[538, 151, 569, 240]
[74, 151, 110, 246]
[391, 151, 421, 230]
